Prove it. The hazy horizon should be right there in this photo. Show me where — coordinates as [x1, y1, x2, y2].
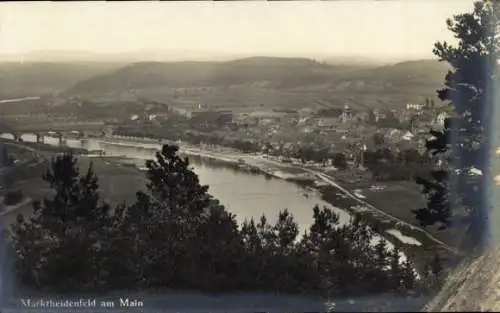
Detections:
[0, 1, 476, 63]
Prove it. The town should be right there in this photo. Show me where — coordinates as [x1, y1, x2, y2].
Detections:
[0, 0, 496, 311]
[3, 94, 449, 166]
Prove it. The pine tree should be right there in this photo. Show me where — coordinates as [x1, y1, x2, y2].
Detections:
[413, 0, 499, 254]
[372, 238, 390, 289]
[274, 209, 299, 255]
[143, 144, 211, 218]
[240, 218, 264, 289]
[0, 143, 10, 166]
[117, 144, 245, 290]
[256, 214, 278, 251]
[11, 153, 114, 291]
[300, 205, 341, 295]
[241, 218, 262, 253]
[374, 238, 389, 270]
[271, 209, 300, 292]
[388, 247, 403, 290]
[195, 204, 243, 291]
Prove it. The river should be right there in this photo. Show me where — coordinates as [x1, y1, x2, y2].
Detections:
[1, 132, 419, 265]
[10, 133, 349, 231]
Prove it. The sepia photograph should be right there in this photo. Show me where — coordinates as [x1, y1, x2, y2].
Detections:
[0, 0, 498, 312]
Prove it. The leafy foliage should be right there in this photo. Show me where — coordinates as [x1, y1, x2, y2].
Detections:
[11, 144, 419, 296]
[413, 0, 499, 253]
[332, 152, 348, 170]
[11, 153, 115, 291]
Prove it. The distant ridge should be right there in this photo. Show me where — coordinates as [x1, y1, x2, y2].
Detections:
[61, 57, 448, 96]
[0, 49, 424, 64]
[0, 62, 123, 98]
[61, 56, 358, 96]
[0, 55, 449, 110]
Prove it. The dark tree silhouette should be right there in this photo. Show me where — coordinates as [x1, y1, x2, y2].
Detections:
[114, 144, 245, 291]
[333, 152, 348, 170]
[10, 144, 421, 296]
[11, 153, 114, 292]
[0, 143, 12, 167]
[413, 0, 499, 254]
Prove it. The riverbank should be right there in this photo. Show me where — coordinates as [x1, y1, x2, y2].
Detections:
[175, 143, 460, 274]
[4, 135, 459, 274]
[0, 137, 434, 311]
[101, 136, 459, 250]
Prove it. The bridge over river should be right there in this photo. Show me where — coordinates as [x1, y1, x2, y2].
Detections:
[0, 122, 114, 146]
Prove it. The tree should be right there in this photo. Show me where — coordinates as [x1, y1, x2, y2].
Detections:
[413, 0, 499, 254]
[240, 218, 264, 289]
[9, 144, 421, 296]
[300, 205, 341, 295]
[274, 209, 299, 254]
[253, 210, 303, 293]
[0, 143, 11, 166]
[333, 153, 348, 170]
[144, 144, 211, 218]
[11, 153, 114, 292]
[122, 144, 212, 289]
[194, 204, 243, 291]
[373, 238, 390, 290]
[419, 253, 446, 293]
[115, 144, 246, 291]
[244, 212, 302, 289]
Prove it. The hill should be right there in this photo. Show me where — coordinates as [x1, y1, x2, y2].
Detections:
[0, 62, 124, 99]
[61, 57, 450, 110]
[62, 57, 376, 95]
[322, 59, 450, 94]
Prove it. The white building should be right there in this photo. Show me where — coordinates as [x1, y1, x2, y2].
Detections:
[406, 103, 424, 110]
[435, 111, 448, 126]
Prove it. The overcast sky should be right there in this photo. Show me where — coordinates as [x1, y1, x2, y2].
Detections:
[0, 1, 475, 60]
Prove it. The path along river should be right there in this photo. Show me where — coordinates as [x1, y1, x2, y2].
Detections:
[2, 132, 421, 264]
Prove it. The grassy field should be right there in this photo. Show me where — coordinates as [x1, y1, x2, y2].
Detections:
[83, 85, 435, 113]
[1, 141, 460, 275]
[324, 169, 461, 245]
[182, 149, 460, 272]
[317, 185, 456, 274]
[0, 153, 149, 229]
[316, 167, 465, 273]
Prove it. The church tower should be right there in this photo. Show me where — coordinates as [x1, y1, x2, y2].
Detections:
[341, 103, 352, 123]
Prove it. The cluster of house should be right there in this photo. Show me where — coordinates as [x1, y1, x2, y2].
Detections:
[226, 101, 451, 157]
[118, 98, 449, 158]
[232, 101, 447, 136]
